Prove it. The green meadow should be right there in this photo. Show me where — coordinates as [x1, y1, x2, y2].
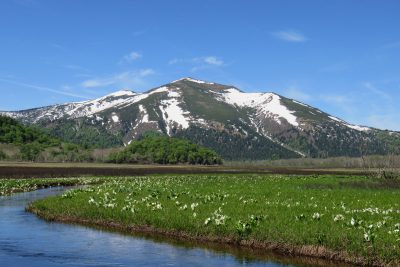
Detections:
[24, 174, 400, 266]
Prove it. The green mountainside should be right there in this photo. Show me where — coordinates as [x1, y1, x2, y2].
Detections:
[0, 115, 92, 161]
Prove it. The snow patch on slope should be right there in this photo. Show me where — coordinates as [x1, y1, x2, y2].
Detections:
[329, 116, 370, 132]
[346, 124, 370, 132]
[158, 88, 191, 135]
[220, 88, 299, 127]
[149, 86, 169, 94]
[111, 114, 119, 123]
[292, 100, 308, 107]
[138, 105, 149, 123]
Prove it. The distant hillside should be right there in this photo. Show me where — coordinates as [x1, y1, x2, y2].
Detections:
[0, 115, 59, 146]
[2, 77, 400, 160]
[108, 135, 222, 165]
[0, 115, 92, 162]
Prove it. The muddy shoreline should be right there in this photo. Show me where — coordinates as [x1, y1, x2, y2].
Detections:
[27, 207, 395, 267]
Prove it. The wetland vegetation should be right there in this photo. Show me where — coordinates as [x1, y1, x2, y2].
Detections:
[21, 174, 400, 266]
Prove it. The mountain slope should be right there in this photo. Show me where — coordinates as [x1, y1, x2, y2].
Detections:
[2, 77, 399, 160]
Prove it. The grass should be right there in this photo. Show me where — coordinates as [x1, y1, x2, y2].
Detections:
[0, 177, 104, 196]
[26, 174, 400, 266]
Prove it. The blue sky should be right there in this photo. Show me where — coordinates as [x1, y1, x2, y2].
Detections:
[1, 0, 399, 130]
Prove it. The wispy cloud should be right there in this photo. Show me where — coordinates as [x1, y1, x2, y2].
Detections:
[273, 30, 307, 42]
[0, 78, 89, 99]
[169, 56, 224, 65]
[121, 51, 142, 64]
[363, 82, 391, 100]
[203, 56, 223, 66]
[81, 69, 155, 89]
[169, 56, 225, 72]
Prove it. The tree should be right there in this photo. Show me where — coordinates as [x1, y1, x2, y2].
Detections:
[108, 135, 222, 165]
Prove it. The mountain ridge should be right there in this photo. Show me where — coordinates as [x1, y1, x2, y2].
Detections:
[2, 77, 399, 160]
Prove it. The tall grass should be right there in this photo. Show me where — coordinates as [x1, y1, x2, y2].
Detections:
[225, 155, 400, 169]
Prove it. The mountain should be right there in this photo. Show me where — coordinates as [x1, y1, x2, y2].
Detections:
[2, 77, 400, 160]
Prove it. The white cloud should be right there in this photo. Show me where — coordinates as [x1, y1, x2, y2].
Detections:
[0, 78, 89, 99]
[169, 56, 224, 66]
[273, 30, 307, 42]
[81, 69, 155, 89]
[203, 56, 223, 66]
[121, 51, 142, 64]
[169, 56, 224, 72]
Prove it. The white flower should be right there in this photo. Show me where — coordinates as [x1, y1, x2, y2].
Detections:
[179, 204, 187, 211]
[333, 214, 344, 222]
[191, 203, 199, 210]
[204, 217, 211, 225]
[312, 212, 321, 220]
[364, 232, 373, 242]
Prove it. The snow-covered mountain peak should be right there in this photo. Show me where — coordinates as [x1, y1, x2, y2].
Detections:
[172, 77, 215, 85]
[105, 90, 136, 97]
